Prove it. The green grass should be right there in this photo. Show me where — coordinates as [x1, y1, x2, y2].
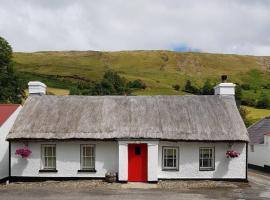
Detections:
[243, 106, 270, 125]
[13, 51, 270, 95]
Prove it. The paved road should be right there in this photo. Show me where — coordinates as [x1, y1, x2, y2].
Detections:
[0, 170, 269, 200]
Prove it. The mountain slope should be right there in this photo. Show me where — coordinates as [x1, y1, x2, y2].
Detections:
[13, 50, 270, 96]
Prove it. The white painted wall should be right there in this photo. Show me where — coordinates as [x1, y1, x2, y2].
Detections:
[248, 143, 270, 167]
[11, 140, 246, 180]
[158, 142, 247, 179]
[0, 106, 21, 180]
[118, 140, 159, 182]
[11, 141, 118, 177]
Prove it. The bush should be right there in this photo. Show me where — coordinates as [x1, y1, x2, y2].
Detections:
[238, 106, 251, 127]
[184, 80, 200, 94]
[128, 79, 146, 89]
[70, 71, 147, 96]
[172, 84, 180, 91]
[241, 98, 257, 107]
[200, 80, 214, 95]
[240, 84, 251, 90]
[256, 93, 270, 109]
[235, 85, 242, 101]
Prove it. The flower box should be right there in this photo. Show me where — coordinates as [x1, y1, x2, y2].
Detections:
[15, 147, 32, 158]
[226, 150, 240, 158]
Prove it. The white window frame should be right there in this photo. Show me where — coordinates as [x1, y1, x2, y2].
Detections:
[162, 146, 179, 171]
[199, 147, 215, 171]
[80, 144, 95, 170]
[41, 144, 56, 170]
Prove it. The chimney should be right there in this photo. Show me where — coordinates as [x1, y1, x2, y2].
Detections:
[214, 76, 235, 96]
[28, 81, 47, 96]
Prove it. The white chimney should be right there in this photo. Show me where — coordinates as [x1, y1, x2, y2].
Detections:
[214, 82, 236, 96]
[28, 81, 47, 95]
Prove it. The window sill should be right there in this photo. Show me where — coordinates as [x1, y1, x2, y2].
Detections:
[78, 169, 97, 173]
[162, 168, 179, 171]
[39, 169, 58, 173]
[199, 168, 215, 171]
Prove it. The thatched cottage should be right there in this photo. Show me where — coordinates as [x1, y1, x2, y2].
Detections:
[7, 81, 249, 182]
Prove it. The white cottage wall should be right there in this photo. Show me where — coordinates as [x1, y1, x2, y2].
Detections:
[11, 140, 246, 180]
[11, 141, 118, 178]
[0, 106, 21, 180]
[248, 144, 270, 167]
[158, 142, 247, 179]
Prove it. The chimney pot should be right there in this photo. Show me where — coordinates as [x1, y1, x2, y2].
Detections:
[28, 81, 47, 96]
[221, 75, 227, 82]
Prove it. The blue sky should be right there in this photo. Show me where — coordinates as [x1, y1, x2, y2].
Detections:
[0, 0, 270, 55]
[173, 45, 200, 53]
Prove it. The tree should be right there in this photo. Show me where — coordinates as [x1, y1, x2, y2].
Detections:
[256, 93, 270, 109]
[69, 70, 134, 96]
[184, 80, 199, 94]
[200, 80, 214, 95]
[0, 36, 25, 103]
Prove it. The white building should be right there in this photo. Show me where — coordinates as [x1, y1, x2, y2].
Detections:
[7, 81, 248, 182]
[248, 117, 270, 172]
[0, 104, 21, 182]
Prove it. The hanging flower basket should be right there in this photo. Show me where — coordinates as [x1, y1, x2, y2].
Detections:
[15, 147, 32, 158]
[226, 150, 240, 158]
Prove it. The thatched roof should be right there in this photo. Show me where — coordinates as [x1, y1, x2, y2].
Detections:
[248, 117, 270, 144]
[7, 95, 248, 141]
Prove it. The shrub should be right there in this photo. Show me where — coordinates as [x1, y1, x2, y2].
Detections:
[172, 84, 180, 91]
[200, 80, 214, 95]
[238, 106, 251, 127]
[240, 84, 251, 90]
[128, 79, 146, 89]
[184, 80, 200, 94]
[256, 93, 270, 109]
[241, 98, 257, 107]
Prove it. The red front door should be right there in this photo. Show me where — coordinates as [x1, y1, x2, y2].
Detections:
[128, 144, 148, 182]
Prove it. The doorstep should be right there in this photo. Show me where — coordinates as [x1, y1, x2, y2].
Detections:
[121, 182, 157, 189]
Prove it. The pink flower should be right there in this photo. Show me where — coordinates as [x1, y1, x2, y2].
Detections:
[15, 147, 32, 158]
[226, 150, 240, 158]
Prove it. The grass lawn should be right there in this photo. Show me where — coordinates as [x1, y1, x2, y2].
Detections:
[243, 106, 270, 125]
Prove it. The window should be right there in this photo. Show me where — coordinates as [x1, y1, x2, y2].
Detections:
[162, 147, 179, 170]
[41, 145, 56, 170]
[250, 145, 254, 152]
[80, 145, 95, 170]
[199, 147, 215, 171]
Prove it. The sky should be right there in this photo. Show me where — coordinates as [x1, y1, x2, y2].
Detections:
[0, 0, 270, 55]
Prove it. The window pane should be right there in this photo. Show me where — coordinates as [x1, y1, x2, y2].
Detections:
[42, 145, 56, 169]
[47, 147, 52, 156]
[200, 148, 214, 169]
[163, 147, 178, 169]
[81, 145, 95, 169]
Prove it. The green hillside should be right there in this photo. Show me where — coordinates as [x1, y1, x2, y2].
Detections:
[12, 50, 270, 122]
[13, 50, 270, 96]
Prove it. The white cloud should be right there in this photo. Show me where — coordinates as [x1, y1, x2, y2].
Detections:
[0, 0, 269, 55]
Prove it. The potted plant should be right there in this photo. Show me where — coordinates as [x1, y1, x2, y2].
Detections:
[105, 171, 117, 183]
[15, 147, 32, 158]
[226, 150, 240, 158]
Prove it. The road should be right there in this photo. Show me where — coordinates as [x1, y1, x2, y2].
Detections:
[0, 170, 269, 200]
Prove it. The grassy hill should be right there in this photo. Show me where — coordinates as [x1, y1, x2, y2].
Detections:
[13, 51, 270, 95]
[13, 50, 270, 122]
